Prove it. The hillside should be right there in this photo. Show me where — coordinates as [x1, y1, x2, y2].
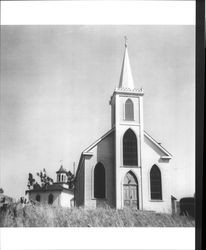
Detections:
[0, 203, 194, 227]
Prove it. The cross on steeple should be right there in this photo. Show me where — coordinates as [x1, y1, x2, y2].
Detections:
[118, 36, 134, 89]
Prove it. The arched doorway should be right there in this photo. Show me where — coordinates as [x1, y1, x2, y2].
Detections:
[123, 171, 139, 209]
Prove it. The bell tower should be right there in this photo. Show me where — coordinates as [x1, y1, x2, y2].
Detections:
[110, 38, 144, 209]
[56, 165, 68, 183]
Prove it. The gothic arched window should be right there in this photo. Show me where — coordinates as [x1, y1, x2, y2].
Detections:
[150, 165, 162, 200]
[123, 129, 138, 165]
[48, 193, 54, 204]
[36, 194, 40, 202]
[125, 99, 134, 121]
[94, 162, 105, 198]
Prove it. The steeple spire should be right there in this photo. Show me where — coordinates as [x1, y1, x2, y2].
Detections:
[124, 35, 128, 47]
[118, 37, 134, 89]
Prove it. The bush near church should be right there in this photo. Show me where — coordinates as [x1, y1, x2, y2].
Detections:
[0, 203, 195, 227]
[179, 197, 195, 217]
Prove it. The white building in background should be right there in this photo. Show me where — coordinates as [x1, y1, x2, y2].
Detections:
[75, 40, 173, 213]
[26, 166, 74, 208]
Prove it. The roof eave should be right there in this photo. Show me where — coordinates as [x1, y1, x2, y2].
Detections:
[83, 152, 93, 156]
[83, 127, 115, 153]
[160, 156, 172, 160]
[75, 128, 115, 179]
[144, 130, 172, 158]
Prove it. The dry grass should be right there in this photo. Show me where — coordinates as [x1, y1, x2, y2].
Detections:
[0, 203, 195, 227]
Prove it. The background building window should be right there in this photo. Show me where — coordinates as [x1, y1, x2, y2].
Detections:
[48, 193, 54, 204]
[123, 129, 138, 165]
[150, 165, 162, 200]
[94, 162, 105, 198]
[36, 194, 40, 202]
[125, 99, 134, 120]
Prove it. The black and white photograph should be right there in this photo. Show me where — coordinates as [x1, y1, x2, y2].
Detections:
[0, 24, 195, 226]
[1, 0, 201, 250]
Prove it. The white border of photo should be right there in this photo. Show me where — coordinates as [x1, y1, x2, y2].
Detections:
[0, 227, 195, 250]
[1, 0, 195, 25]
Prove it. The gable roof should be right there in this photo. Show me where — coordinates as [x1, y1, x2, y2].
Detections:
[75, 128, 172, 178]
[144, 131, 172, 159]
[83, 128, 115, 154]
[56, 165, 68, 174]
[82, 128, 171, 158]
[26, 183, 73, 194]
[75, 128, 115, 178]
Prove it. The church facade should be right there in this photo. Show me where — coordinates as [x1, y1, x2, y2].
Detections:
[75, 42, 173, 213]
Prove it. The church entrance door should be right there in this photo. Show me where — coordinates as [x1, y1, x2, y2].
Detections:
[123, 171, 139, 209]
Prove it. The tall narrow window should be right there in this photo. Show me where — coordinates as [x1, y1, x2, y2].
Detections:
[150, 165, 162, 200]
[94, 163, 105, 198]
[125, 99, 134, 121]
[123, 129, 138, 165]
[48, 193, 54, 204]
[36, 194, 41, 202]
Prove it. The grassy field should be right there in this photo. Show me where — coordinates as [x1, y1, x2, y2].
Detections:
[0, 203, 195, 227]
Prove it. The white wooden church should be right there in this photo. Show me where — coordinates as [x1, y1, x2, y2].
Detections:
[75, 40, 173, 213]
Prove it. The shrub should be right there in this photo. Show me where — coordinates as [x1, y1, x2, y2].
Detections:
[0, 203, 195, 227]
[180, 197, 195, 218]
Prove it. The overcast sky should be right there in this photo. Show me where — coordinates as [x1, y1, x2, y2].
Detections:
[1, 25, 195, 200]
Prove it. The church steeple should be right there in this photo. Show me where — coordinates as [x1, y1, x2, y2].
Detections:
[110, 38, 144, 129]
[56, 164, 68, 183]
[118, 37, 134, 89]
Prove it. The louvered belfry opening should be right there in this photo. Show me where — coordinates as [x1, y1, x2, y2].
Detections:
[94, 162, 105, 198]
[123, 129, 138, 166]
[125, 99, 134, 121]
[150, 165, 162, 200]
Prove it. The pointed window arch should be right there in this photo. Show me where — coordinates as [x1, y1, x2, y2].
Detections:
[125, 99, 134, 121]
[150, 165, 162, 200]
[94, 162, 105, 198]
[124, 171, 138, 185]
[123, 129, 138, 165]
[48, 193, 54, 204]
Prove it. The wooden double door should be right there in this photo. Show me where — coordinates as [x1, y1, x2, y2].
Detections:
[123, 171, 139, 209]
